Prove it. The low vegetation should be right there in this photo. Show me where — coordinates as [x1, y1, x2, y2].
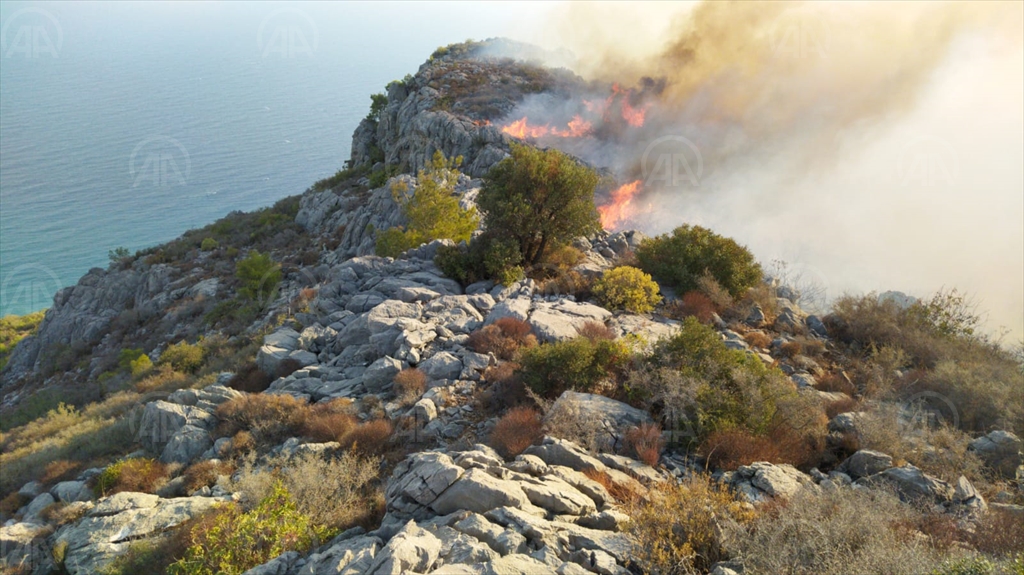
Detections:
[519, 335, 632, 398]
[636, 225, 763, 298]
[0, 311, 45, 371]
[592, 266, 662, 313]
[375, 151, 478, 257]
[489, 406, 544, 458]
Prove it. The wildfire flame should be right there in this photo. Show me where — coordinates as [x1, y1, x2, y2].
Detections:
[598, 180, 643, 230]
[501, 115, 593, 139]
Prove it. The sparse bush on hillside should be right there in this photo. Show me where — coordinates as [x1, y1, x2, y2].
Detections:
[577, 321, 616, 342]
[624, 423, 663, 466]
[626, 474, 754, 574]
[375, 151, 478, 257]
[467, 317, 537, 360]
[636, 225, 762, 298]
[215, 394, 308, 446]
[519, 336, 631, 398]
[169, 482, 330, 575]
[0, 311, 45, 372]
[236, 251, 281, 306]
[593, 266, 662, 314]
[94, 458, 167, 496]
[490, 406, 544, 459]
[228, 451, 383, 533]
[727, 488, 957, 574]
[340, 419, 393, 455]
[200, 237, 219, 251]
[157, 341, 204, 374]
[393, 368, 427, 405]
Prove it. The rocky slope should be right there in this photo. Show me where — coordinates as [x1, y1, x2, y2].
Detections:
[2, 39, 1022, 575]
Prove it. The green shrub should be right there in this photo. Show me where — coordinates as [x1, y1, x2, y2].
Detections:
[375, 151, 478, 257]
[519, 337, 631, 398]
[636, 225, 762, 298]
[200, 237, 219, 251]
[129, 354, 153, 377]
[630, 317, 795, 441]
[478, 143, 601, 267]
[236, 251, 281, 305]
[366, 93, 388, 124]
[95, 458, 167, 496]
[117, 348, 145, 371]
[930, 557, 998, 575]
[158, 341, 204, 374]
[593, 266, 662, 313]
[169, 482, 330, 575]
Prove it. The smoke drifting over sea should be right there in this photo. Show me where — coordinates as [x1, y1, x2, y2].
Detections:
[506, 1, 1023, 337]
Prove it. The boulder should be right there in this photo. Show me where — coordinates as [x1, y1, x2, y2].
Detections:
[547, 391, 653, 452]
[485, 298, 532, 325]
[296, 534, 383, 575]
[52, 481, 94, 503]
[418, 352, 463, 381]
[386, 453, 465, 520]
[135, 400, 215, 454]
[365, 520, 442, 575]
[524, 438, 608, 475]
[969, 430, 1022, 478]
[160, 424, 213, 464]
[732, 462, 816, 501]
[0, 522, 55, 574]
[840, 450, 894, 479]
[431, 469, 531, 516]
[857, 465, 955, 504]
[364, 356, 404, 393]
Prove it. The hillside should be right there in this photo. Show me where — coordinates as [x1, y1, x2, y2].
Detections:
[1, 39, 1022, 575]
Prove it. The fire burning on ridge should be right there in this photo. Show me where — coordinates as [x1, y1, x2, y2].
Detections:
[501, 115, 593, 139]
[598, 180, 643, 230]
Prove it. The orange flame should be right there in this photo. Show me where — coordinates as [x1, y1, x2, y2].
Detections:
[501, 115, 593, 139]
[598, 180, 643, 230]
[620, 99, 648, 127]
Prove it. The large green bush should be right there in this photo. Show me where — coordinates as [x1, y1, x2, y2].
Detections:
[636, 225, 762, 298]
[169, 482, 330, 575]
[477, 143, 601, 267]
[519, 337, 631, 398]
[592, 266, 662, 313]
[236, 251, 281, 305]
[375, 151, 478, 257]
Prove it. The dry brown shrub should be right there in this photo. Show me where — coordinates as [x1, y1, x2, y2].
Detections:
[583, 468, 645, 504]
[696, 272, 734, 310]
[0, 492, 29, 519]
[825, 396, 860, 419]
[40, 459, 82, 485]
[467, 318, 537, 361]
[341, 419, 393, 455]
[797, 337, 826, 357]
[743, 331, 772, 349]
[577, 321, 616, 342]
[544, 395, 606, 452]
[624, 423, 663, 467]
[679, 291, 717, 323]
[701, 429, 780, 471]
[483, 361, 519, 383]
[231, 430, 255, 456]
[969, 506, 1024, 557]
[181, 460, 233, 493]
[215, 394, 309, 445]
[489, 406, 543, 459]
[301, 411, 358, 444]
[227, 363, 273, 393]
[393, 368, 427, 405]
[780, 341, 803, 358]
[818, 371, 857, 396]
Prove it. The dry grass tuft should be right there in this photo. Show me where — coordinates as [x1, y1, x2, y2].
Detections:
[393, 368, 427, 405]
[624, 423, 663, 467]
[489, 406, 544, 459]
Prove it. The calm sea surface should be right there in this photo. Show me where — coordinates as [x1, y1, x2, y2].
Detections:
[0, 1, 544, 316]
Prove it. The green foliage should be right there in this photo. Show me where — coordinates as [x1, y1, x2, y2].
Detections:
[130, 354, 153, 377]
[368, 164, 399, 188]
[593, 266, 662, 313]
[0, 388, 63, 432]
[375, 151, 479, 257]
[639, 317, 794, 440]
[158, 341, 205, 374]
[636, 225, 762, 298]
[169, 482, 330, 575]
[520, 337, 631, 398]
[0, 311, 45, 371]
[478, 143, 601, 267]
[236, 251, 281, 305]
[366, 93, 388, 123]
[200, 237, 219, 251]
[118, 348, 145, 371]
[95, 458, 165, 496]
[919, 287, 980, 340]
[108, 246, 131, 264]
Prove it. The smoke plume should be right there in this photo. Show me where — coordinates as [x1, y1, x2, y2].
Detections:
[513, 1, 1024, 337]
